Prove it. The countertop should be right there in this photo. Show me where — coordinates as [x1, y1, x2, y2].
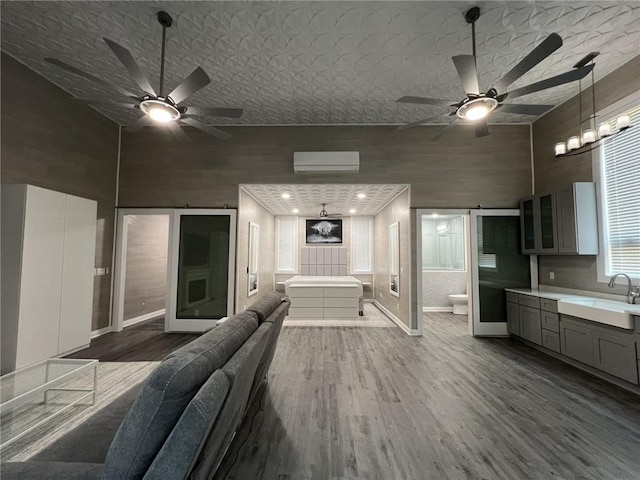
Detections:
[506, 288, 640, 328]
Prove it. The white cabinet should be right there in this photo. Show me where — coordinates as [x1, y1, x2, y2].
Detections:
[1, 185, 97, 373]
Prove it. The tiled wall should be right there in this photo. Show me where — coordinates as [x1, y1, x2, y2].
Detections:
[422, 271, 468, 310]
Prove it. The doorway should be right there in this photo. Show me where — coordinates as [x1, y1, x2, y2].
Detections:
[417, 210, 472, 334]
[112, 208, 237, 333]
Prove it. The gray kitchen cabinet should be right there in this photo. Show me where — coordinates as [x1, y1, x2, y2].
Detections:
[542, 329, 561, 353]
[519, 192, 557, 254]
[519, 305, 542, 345]
[560, 316, 594, 366]
[519, 182, 598, 255]
[592, 329, 638, 384]
[555, 182, 599, 255]
[507, 301, 520, 336]
[520, 197, 536, 254]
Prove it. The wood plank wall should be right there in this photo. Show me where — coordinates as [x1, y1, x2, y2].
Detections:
[118, 124, 532, 209]
[374, 189, 411, 329]
[236, 189, 275, 311]
[532, 55, 640, 294]
[1, 53, 119, 330]
[123, 215, 169, 321]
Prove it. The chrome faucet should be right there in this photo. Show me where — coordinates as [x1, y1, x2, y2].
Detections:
[608, 273, 640, 304]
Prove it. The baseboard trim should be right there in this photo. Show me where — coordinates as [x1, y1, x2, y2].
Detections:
[58, 343, 91, 357]
[91, 326, 112, 338]
[374, 301, 419, 336]
[516, 337, 640, 396]
[423, 307, 454, 313]
[123, 309, 166, 328]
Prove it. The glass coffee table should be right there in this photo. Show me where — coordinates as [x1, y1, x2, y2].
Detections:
[0, 358, 98, 449]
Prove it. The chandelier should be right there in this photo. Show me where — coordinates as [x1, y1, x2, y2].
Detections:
[554, 52, 632, 157]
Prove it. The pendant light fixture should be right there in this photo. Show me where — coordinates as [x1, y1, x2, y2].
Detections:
[554, 52, 633, 157]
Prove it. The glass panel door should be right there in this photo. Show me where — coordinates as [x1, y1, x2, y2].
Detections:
[167, 209, 236, 332]
[521, 198, 535, 251]
[538, 193, 557, 251]
[470, 210, 532, 336]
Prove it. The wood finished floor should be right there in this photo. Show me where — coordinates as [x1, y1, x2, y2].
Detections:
[66, 317, 199, 362]
[216, 312, 640, 480]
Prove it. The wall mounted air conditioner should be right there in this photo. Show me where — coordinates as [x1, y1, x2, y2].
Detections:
[293, 151, 359, 173]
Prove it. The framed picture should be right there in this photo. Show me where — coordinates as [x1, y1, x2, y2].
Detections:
[305, 219, 343, 244]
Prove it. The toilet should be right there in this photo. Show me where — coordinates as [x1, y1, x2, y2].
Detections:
[448, 294, 468, 315]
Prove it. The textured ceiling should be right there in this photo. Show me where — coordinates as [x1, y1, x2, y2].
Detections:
[241, 184, 408, 216]
[2, 1, 639, 127]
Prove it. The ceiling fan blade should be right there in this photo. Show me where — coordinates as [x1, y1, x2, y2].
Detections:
[499, 104, 554, 115]
[396, 96, 452, 106]
[397, 114, 448, 131]
[45, 58, 138, 99]
[103, 38, 157, 96]
[452, 55, 480, 95]
[475, 121, 489, 137]
[430, 119, 464, 142]
[72, 99, 138, 108]
[180, 117, 231, 140]
[497, 65, 594, 101]
[102, 37, 156, 97]
[492, 33, 563, 93]
[167, 67, 210, 104]
[166, 122, 191, 142]
[184, 106, 243, 118]
[124, 115, 153, 132]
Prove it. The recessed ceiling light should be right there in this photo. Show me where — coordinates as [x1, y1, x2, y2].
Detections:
[281, 193, 290, 199]
[357, 193, 366, 199]
[349, 209, 356, 214]
[292, 208, 299, 213]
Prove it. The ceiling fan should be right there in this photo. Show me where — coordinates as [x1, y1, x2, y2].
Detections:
[396, 6, 594, 139]
[45, 11, 242, 140]
[319, 203, 343, 218]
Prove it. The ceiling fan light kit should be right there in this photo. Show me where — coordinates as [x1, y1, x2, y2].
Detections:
[553, 52, 633, 158]
[396, 6, 595, 140]
[456, 97, 498, 121]
[45, 10, 243, 140]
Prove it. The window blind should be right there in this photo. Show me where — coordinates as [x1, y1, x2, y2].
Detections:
[276, 217, 297, 273]
[601, 105, 640, 277]
[351, 217, 372, 273]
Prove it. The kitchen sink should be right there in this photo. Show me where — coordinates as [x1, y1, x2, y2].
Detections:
[557, 298, 634, 329]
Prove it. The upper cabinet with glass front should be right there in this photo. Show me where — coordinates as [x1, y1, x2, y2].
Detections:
[520, 182, 598, 255]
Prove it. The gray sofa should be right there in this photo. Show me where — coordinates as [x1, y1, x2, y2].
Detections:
[1, 292, 290, 480]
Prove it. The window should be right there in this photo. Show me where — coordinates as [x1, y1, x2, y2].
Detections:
[597, 103, 640, 280]
[276, 217, 298, 273]
[351, 217, 373, 273]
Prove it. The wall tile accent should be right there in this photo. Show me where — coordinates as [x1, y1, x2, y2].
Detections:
[422, 271, 468, 309]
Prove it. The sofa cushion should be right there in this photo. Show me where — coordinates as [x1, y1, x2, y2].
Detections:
[248, 299, 290, 405]
[102, 311, 258, 480]
[190, 322, 273, 480]
[0, 461, 104, 480]
[246, 292, 285, 323]
[31, 384, 143, 464]
[143, 370, 230, 480]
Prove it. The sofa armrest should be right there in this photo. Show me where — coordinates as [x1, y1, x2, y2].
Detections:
[1, 461, 104, 480]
